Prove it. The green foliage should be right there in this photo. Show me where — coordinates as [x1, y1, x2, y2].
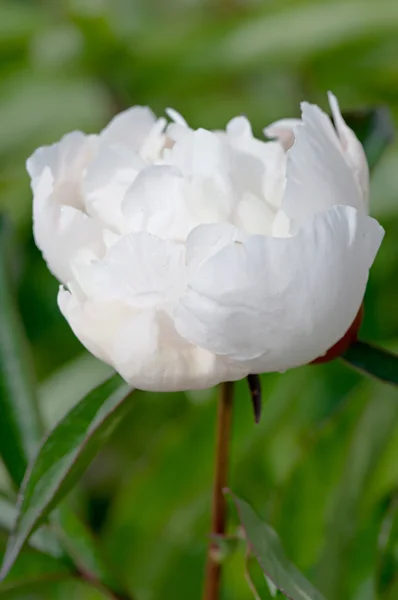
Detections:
[230, 492, 326, 599]
[0, 217, 42, 487]
[1, 0, 398, 598]
[0, 375, 132, 580]
[343, 341, 398, 385]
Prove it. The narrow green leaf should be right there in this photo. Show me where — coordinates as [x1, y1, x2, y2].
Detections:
[229, 492, 327, 600]
[0, 374, 133, 579]
[0, 492, 62, 559]
[316, 385, 398, 598]
[0, 216, 42, 488]
[377, 495, 398, 595]
[342, 341, 398, 385]
[54, 505, 131, 598]
[343, 107, 394, 170]
[0, 547, 71, 596]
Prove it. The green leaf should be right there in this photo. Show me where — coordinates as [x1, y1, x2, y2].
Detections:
[0, 216, 43, 487]
[342, 341, 398, 385]
[377, 496, 398, 595]
[343, 107, 394, 170]
[54, 505, 131, 598]
[316, 384, 398, 598]
[229, 492, 327, 600]
[0, 374, 133, 580]
[0, 545, 71, 597]
[0, 492, 62, 559]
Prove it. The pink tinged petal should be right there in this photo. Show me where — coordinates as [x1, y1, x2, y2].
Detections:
[328, 91, 369, 208]
[71, 232, 187, 308]
[174, 206, 384, 372]
[283, 103, 364, 223]
[264, 118, 302, 151]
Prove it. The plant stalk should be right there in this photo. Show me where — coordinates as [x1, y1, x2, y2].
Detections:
[203, 381, 234, 600]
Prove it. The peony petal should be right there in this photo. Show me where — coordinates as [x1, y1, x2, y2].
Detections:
[100, 106, 157, 151]
[264, 118, 301, 151]
[58, 291, 247, 391]
[234, 192, 275, 235]
[175, 205, 384, 371]
[328, 91, 369, 207]
[70, 231, 187, 308]
[227, 116, 287, 208]
[83, 144, 144, 231]
[283, 103, 364, 223]
[28, 133, 103, 283]
[122, 165, 196, 240]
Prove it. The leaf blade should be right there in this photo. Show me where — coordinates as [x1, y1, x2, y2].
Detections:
[229, 492, 327, 600]
[343, 106, 394, 171]
[0, 374, 133, 579]
[0, 217, 43, 487]
[342, 341, 398, 385]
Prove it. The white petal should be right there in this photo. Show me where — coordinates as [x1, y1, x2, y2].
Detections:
[58, 291, 247, 391]
[83, 144, 144, 231]
[226, 115, 253, 138]
[71, 232, 187, 308]
[34, 202, 103, 284]
[175, 205, 384, 371]
[328, 91, 369, 208]
[226, 118, 287, 209]
[28, 133, 103, 283]
[234, 192, 275, 235]
[264, 118, 301, 151]
[100, 106, 157, 152]
[27, 131, 97, 209]
[166, 107, 188, 127]
[185, 222, 245, 273]
[283, 103, 364, 223]
[122, 165, 194, 240]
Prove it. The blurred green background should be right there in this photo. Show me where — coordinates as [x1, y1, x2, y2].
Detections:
[1, 0, 398, 598]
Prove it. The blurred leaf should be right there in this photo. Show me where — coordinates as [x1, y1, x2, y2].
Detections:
[0, 216, 42, 487]
[0, 544, 71, 597]
[344, 107, 394, 170]
[342, 341, 398, 385]
[0, 73, 110, 158]
[0, 3, 46, 45]
[229, 492, 327, 600]
[377, 495, 398, 595]
[39, 353, 113, 429]
[0, 492, 62, 559]
[0, 495, 72, 597]
[271, 381, 372, 572]
[316, 384, 398, 598]
[202, 2, 398, 72]
[0, 374, 133, 580]
[54, 505, 130, 598]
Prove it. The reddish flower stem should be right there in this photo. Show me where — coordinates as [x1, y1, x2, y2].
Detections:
[202, 381, 234, 600]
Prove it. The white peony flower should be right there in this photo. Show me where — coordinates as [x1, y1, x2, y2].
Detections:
[27, 94, 384, 391]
